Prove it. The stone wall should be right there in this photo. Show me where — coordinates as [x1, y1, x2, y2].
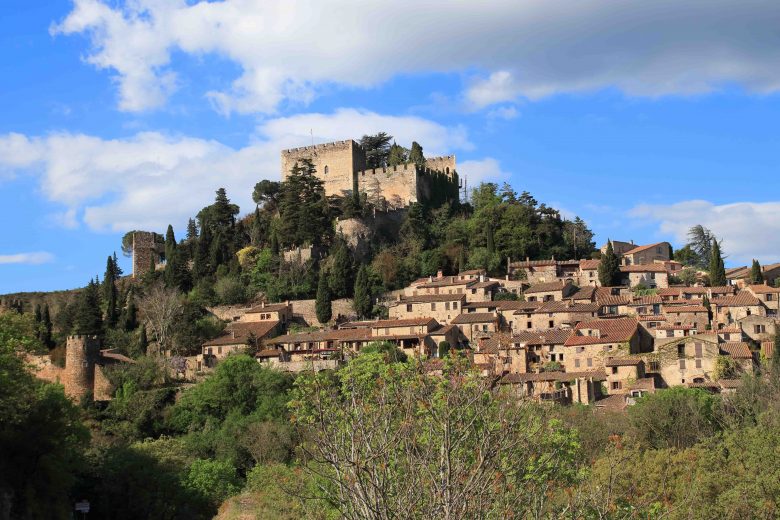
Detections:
[356, 164, 419, 207]
[281, 140, 365, 198]
[424, 155, 457, 175]
[63, 335, 100, 399]
[132, 231, 165, 278]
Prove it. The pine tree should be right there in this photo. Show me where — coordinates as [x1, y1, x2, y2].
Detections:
[193, 224, 213, 280]
[166, 245, 192, 292]
[73, 278, 103, 335]
[709, 239, 727, 287]
[165, 224, 176, 263]
[598, 240, 621, 287]
[486, 223, 495, 255]
[409, 141, 425, 168]
[751, 259, 764, 284]
[387, 142, 408, 166]
[186, 218, 199, 241]
[315, 271, 333, 324]
[113, 251, 123, 277]
[353, 264, 372, 319]
[329, 240, 354, 298]
[42, 304, 52, 348]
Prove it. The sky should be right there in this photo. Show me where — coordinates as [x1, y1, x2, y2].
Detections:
[2, 0, 780, 293]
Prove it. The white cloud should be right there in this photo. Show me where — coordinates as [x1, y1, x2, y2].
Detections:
[0, 252, 55, 265]
[52, 0, 780, 113]
[631, 200, 780, 265]
[0, 109, 475, 232]
[486, 105, 520, 121]
[459, 158, 510, 187]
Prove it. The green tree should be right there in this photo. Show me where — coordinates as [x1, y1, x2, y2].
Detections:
[751, 259, 764, 284]
[353, 264, 372, 318]
[709, 238, 727, 287]
[73, 278, 103, 335]
[674, 244, 698, 266]
[252, 179, 281, 209]
[408, 140, 425, 168]
[315, 271, 333, 324]
[359, 132, 393, 168]
[328, 239, 353, 298]
[185, 459, 241, 508]
[103, 255, 120, 328]
[276, 159, 330, 248]
[138, 326, 148, 355]
[41, 303, 53, 348]
[687, 224, 719, 268]
[164, 224, 176, 263]
[387, 141, 409, 166]
[598, 240, 621, 287]
[437, 340, 450, 358]
[186, 218, 198, 240]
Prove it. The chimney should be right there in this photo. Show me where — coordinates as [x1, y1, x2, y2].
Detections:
[261, 302, 265, 309]
[437, 270, 444, 279]
[231, 330, 236, 339]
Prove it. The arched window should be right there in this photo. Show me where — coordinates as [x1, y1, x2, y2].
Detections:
[323, 165, 329, 175]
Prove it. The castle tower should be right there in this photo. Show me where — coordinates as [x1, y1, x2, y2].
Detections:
[281, 140, 366, 198]
[63, 335, 100, 400]
[131, 231, 165, 278]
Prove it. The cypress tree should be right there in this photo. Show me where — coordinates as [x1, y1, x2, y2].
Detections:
[751, 259, 764, 284]
[122, 290, 138, 331]
[33, 304, 42, 341]
[315, 271, 333, 324]
[709, 239, 727, 287]
[353, 264, 372, 319]
[166, 245, 192, 292]
[73, 278, 103, 335]
[138, 326, 148, 355]
[329, 240, 353, 298]
[486, 223, 495, 255]
[598, 240, 621, 287]
[42, 304, 52, 348]
[193, 224, 213, 280]
[104, 256, 119, 328]
[186, 218, 198, 240]
[270, 230, 280, 256]
[409, 141, 425, 168]
[164, 224, 176, 263]
[113, 251, 123, 277]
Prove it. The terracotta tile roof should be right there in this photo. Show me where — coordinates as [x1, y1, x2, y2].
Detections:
[513, 329, 572, 345]
[629, 295, 663, 306]
[688, 381, 720, 389]
[564, 317, 639, 347]
[656, 324, 696, 330]
[619, 264, 667, 273]
[605, 356, 643, 367]
[267, 327, 371, 345]
[510, 259, 558, 268]
[712, 292, 761, 307]
[720, 342, 753, 359]
[255, 348, 283, 358]
[429, 324, 457, 335]
[597, 295, 631, 306]
[629, 377, 656, 391]
[499, 369, 606, 384]
[665, 305, 708, 313]
[716, 325, 742, 333]
[246, 303, 289, 313]
[417, 277, 475, 289]
[762, 340, 774, 358]
[708, 286, 737, 295]
[594, 394, 628, 411]
[369, 317, 437, 328]
[624, 242, 669, 256]
[459, 269, 486, 276]
[572, 286, 597, 301]
[579, 259, 601, 270]
[637, 315, 666, 322]
[532, 301, 600, 314]
[746, 284, 780, 294]
[99, 349, 135, 364]
[203, 321, 280, 347]
[398, 294, 467, 304]
[718, 379, 742, 389]
[657, 287, 683, 297]
[524, 281, 570, 294]
[452, 312, 499, 324]
[472, 280, 500, 289]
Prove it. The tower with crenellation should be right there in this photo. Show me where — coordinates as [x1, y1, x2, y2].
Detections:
[280, 139, 459, 209]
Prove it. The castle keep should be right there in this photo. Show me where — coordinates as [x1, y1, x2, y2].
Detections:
[281, 139, 459, 209]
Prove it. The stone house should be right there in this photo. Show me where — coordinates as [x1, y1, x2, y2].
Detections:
[596, 294, 631, 317]
[626, 295, 663, 317]
[619, 264, 669, 289]
[578, 259, 601, 286]
[726, 262, 780, 288]
[654, 324, 700, 340]
[663, 304, 710, 329]
[604, 357, 646, 394]
[563, 317, 642, 372]
[527, 301, 600, 331]
[745, 284, 780, 316]
[451, 312, 502, 344]
[242, 302, 293, 325]
[738, 315, 777, 343]
[600, 240, 636, 256]
[498, 370, 605, 405]
[512, 329, 573, 370]
[388, 293, 466, 324]
[652, 334, 754, 388]
[508, 259, 558, 284]
[523, 280, 578, 302]
[711, 292, 764, 327]
[202, 320, 282, 364]
[620, 242, 672, 266]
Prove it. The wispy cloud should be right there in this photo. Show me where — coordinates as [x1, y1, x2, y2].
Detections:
[0, 252, 55, 265]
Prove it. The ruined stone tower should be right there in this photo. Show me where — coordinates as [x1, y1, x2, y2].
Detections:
[280, 139, 458, 208]
[131, 231, 165, 278]
[63, 335, 100, 400]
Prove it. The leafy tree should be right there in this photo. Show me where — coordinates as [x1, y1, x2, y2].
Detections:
[289, 354, 580, 518]
[353, 264, 373, 318]
[674, 243, 699, 266]
[687, 224, 720, 268]
[437, 340, 450, 358]
[408, 140, 425, 168]
[598, 240, 621, 287]
[185, 459, 241, 508]
[709, 238, 727, 287]
[214, 276, 248, 305]
[315, 271, 333, 324]
[276, 159, 331, 248]
[252, 179, 281, 209]
[359, 132, 393, 168]
[165, 244, 192, 293]
[387, 141, 409, 166]
[751, 259, 764, 284]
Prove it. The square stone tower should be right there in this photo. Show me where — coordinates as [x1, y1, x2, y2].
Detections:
[281, 140, 366, 198]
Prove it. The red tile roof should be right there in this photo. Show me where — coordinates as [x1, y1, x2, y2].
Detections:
[513, 329, 572, 345]
[579, 259, 601, 270]
[720, 342, 753, 359]
[499, 370, 606, 383]
[746, 284, 780, 294]
[398, 294, 466, 304]
[564, 317, 639, 347]
[246, 303, 290, 313]
[605, 356, 643, 367]
[665, 305, 708, 313]
[624, 242, 669, 256]
[619, 264, 667, 273]
[203, 321, 280, 347]
[524, 281, 570, 294]
[452, 312, 499, 324]
[711, 292, 761, 307]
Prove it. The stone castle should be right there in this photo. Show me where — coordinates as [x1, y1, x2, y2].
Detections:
[27, 335, 133, 401]
[281, 139, 459, 209]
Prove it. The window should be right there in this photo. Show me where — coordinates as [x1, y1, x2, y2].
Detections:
[218, 347, 223, 355]
[677, 344, 685, 358]
[755, 325, 766, 334]
[768, 294, 774, 301]
[445, 302, 450, 310]
[679, 359, 686, 369]
[549, 320, 554, 328]
[587, 358, 593, 367]
[323, 165, 329, 175]
[575, 358, 581, 368]
[453, 302, 458, 309]
[694, 343, 702, 358]
[666, 330, 674, 338]
[431, 303, 436, 311]
[656, 246, 662, 254]
[576, 347, 585, 354]
[695, 359, 702, 369]
[611, 366, 618, 374]
[407, 304, 413, 312]
[482, 325, 488, 332]
[649, 360, 660, 371]
[611, 381, 621, 390]
[527, 321, 532, 329]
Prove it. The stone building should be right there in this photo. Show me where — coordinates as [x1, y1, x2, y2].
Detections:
[131, 231, 166, 277]
[29, 335, 133, 401]
[280, 139, 458, 208]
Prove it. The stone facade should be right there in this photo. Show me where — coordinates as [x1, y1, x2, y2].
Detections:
[280, 139, 457, 208]
[132, 231, 165, 278]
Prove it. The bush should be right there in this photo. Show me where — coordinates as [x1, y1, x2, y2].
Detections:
[214, 276, 249, 305]
[185, 459, 241, 507]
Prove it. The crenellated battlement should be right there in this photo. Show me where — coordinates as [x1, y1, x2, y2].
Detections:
[281, 139, 357, 155]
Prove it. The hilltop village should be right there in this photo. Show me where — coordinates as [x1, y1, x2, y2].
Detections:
[19, 136, 777, 412]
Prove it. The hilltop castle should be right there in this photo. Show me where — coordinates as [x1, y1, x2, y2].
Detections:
[281, 139, 459, 209]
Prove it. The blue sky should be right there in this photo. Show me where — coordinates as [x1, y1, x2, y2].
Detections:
[3, 0, 780, 293]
